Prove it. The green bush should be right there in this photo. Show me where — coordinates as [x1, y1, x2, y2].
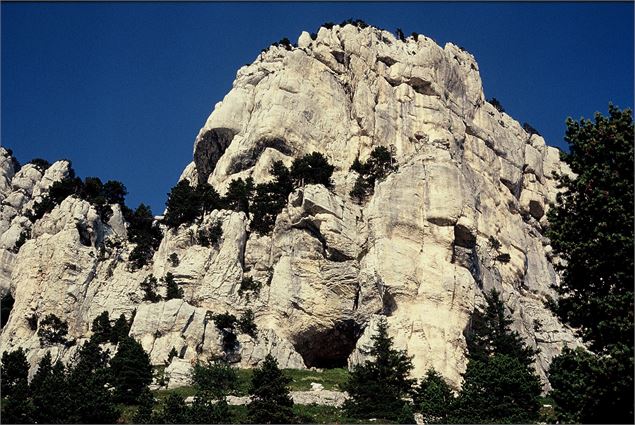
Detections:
[28, 158, 51, 172]
[238, 309, 257, 338]
[165, 272, 184, 300]
[248, 354, 294, 423]
[37, 313, 69, 346]
[141, 275, 161, 302]
[164, 181, 221, 228]
[290, 152, 335, 188]
[349, 146, 398, 203]
[110, 337, 153, 404]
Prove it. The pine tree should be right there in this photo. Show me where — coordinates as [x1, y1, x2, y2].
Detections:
[109, 336, 153, 404]
[31, 360, 71, 423]
[290, 152, 335, 188]
[1, 347, 29, 397]
[65, 339, 120, 423]
[450, 290, 541, 423]
[413, 368, 454, 423]
[133, 388, 156, 424]
[546, 105, 634, 423]
[224, 177, 254, 216]
[91, 310, 112, 344]
[110, 313, 131, 344]
[343, 317, 415, 421]
[154, 393, 189, 424]
[247, 354, 294, 424]
[165, 272, 184, 300]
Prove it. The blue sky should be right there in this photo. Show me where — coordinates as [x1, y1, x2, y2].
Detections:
[2, 2, 633, 214]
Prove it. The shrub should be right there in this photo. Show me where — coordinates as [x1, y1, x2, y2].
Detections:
[26, 314, 38, 330]
[488, 97, 505, 113]
[168, 252, 180, 267]
[522, 122, 541, 136]
[37, 314, 69, 346]
[349, 146, 398, 203]
[238, 309, 258, 338]
[165, 272, 183, 300]
[167, 347, 178, 364]
[140, 275, 161, 302]
[214, 312, 238, 353]
[396, 28, 406, 41]
[29, 158, 51, 172]
[238, 276, 262, 297]
[198, 221, 222, 247]
[191, 359, 238, 398]
[1, 292, 15, 327]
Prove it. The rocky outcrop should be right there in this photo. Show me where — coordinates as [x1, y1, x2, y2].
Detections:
[1, 23, 579, 390]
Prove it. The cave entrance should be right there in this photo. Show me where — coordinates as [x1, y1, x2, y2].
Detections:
[293, 320, 363, 368]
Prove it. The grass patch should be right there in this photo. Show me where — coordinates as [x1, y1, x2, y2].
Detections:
[284, 368, 348, 391]
[294, 404, 366, 424]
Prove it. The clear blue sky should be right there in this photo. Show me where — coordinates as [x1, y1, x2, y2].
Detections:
[2, 2, 633, 214]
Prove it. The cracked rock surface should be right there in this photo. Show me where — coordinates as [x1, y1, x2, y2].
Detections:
[1, 24, 579, 389]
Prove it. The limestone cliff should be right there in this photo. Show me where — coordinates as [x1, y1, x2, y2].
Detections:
[0, 23, 579, 388]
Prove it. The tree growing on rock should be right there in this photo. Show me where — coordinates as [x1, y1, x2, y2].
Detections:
[247, 354, 294, 424]
[290, 152, 335, 188]
[343, 317, 415, 421]
[37, 313, 69, 346]
[349, 146, 398, 203]
[165, 272, 184, 300]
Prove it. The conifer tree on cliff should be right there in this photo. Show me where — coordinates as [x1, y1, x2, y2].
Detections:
[343, 317, 415, 421]
[547, 104, 634, 423]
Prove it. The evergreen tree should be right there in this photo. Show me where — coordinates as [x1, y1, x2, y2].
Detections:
[247, 354, 294, 424]
[413, 368, 454, 423]
[290, 152, 335, 188]
[29, 351, 53, 394]
[343, 317, 415, 421]
[109, 336, 153, 404]
[164, 180, 201, 228]
[1, 292, 15, 327]
[1, 379, 34, 424]
[450, 289, 541, 424]
[165, 272, 184, 300]
[154, 393, 189, 424]
[110, 313, 131, 344]
[65, 339, 120, 423]
[133, 388, 156, 424]
[224, 177, 254, 216]
[546, 105, 633, 423]
[91, 310, 112, 344]
[250, 160, 294, 234]
[31, 360, 70, 423]
[467, 289, 538, 366]
[1, 348, 29, 397]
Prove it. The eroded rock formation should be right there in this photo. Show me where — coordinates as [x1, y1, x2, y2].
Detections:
[0, 23, 579, 389]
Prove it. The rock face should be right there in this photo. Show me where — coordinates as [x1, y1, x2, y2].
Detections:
[0, 24, 579, 389]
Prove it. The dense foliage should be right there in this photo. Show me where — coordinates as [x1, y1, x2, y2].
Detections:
[413, 369, 454, 424]
[110, 337, 153, 403]
[164, 272, 184, 300]
[247, 354, 295, 424]
[1, 292, 15, 327]
[350, 146, 398, 203]
[164, 181, 222, 228]
[343, 317, 415, 421]
[450, 289, 542, 424]
[547, 105, 634, 423]
[37, 313, 69, 346]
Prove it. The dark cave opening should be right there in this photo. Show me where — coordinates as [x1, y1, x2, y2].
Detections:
[293, 320, 363, 368]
